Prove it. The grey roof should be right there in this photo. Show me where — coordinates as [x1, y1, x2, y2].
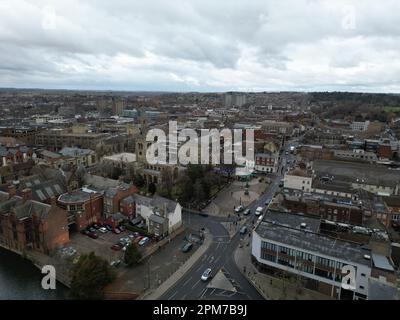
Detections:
[255, 211, 371, 266]
[313, 159, 400, 187]
[58, 189, 99, 204]
[368, 278, 399, 300]
[149, 213, 165, 224]
[59, 147, 93, 157]
[371, 253, 395, 272]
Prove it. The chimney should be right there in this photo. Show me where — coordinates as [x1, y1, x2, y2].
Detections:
[22, 188, 32, 202]
[8, 185, 16, 199]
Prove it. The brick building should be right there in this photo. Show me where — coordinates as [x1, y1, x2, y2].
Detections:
[0, 188, 69, 254]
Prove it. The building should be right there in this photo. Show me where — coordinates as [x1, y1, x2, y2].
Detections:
[103, 183, 138, 218]
[283, 168, 313, 192]
[350, 121, 370, 132]
[59, 147, 97, 168]
[57, 187, 104, 232]
[133, 194, 182, 237]
[252, 211, 374, 299]
[255, 152, 278, 173]
[0, 189, 69, 254]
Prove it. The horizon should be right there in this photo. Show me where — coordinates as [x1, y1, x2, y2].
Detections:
[1, 1, 400, 93]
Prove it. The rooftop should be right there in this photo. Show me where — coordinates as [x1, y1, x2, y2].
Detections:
[255, 211, 371, 266]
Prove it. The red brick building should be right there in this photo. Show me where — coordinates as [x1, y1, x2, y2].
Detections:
[57, 188, 103, 232]
[103, 184, 138, 218]
[0, 188, 69, 254]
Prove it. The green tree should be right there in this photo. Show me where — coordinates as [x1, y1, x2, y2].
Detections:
[148, 182, 157, 195]
[124, 244, 142, 267]
[134, 174, 145, 188]
[70, 252, 116, 300]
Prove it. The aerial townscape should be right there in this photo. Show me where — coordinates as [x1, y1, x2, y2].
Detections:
[0, 0, 400, 307]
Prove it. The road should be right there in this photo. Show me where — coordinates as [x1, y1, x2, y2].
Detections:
[160, 137, 301, 300]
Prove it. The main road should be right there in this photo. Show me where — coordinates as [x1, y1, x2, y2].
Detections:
[160, 138, 300, 300]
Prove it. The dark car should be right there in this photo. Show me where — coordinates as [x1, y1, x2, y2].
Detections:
[181, 242, 193, 253]
[111, 244, 122, 251]
[105, 224, 113, 231]
[87, 232, 98, 239]
[240, 226, 248, 235]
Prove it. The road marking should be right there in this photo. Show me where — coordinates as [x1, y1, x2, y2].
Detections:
[208, 255, 214, 263]
[168, 291, 178, 300]
[199, 288, 207, 300]
[181, 294, 187, 300]
[214, 255, 221, 264]
[195, 265, 203, 272]
[182, 276, 193, 287]
[192, 279, 200, 290]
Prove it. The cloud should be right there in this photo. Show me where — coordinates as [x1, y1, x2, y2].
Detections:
[0, 0, 399, 92]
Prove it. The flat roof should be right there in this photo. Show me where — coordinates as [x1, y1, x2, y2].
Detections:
[255, 211, 371, 266]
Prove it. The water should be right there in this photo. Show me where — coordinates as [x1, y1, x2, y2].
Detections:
[0, 247, 69, 300]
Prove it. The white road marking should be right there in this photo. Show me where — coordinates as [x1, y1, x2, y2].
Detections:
[192, 279, 200, 290]
[182, 276, 193, 287]
[168, 291, 178, 300]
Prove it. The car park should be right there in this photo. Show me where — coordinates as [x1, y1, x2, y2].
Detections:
[201, 268, 212, 281]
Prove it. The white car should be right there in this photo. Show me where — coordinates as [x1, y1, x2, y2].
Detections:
[139, 237, 150, 246]
[255, 207, 263, 216]
[201, 268, 212, 281]
[99, 227, 108, 233]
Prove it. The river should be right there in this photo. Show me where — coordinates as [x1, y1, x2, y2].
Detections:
[0, 247, 69, 300]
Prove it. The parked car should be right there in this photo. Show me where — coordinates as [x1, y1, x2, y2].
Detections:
[110, 260, 121, 268]
[264, 200, 270, 206]
[240, 226, 248, 235]
[113, 228, 121, 234]
[234, 205, 244, 213]
[105, 224, 113, 231]
[99, 227, 108, 233]
[87, 232, 98, 239]
[138, 237, 150, 246]
[181, 242, 193, 253]
[134, 236, 144, 243]
[118, 225, 125, 232]
[201, 268, 212, 281]
[88, 227, 96, 233]
[111, 244, 122, 251]
[243, 209, 251, 216]
[255, 207, 263, 216]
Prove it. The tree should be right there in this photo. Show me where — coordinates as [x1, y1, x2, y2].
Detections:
[134, 174, 145, 188]
[70, 252, 116, 300]
[193, 179, 206, 204]
[124, 244, 142, 267]
[148, 182, 156, 195]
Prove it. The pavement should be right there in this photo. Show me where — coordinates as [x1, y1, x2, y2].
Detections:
[234, 239, 331, 300]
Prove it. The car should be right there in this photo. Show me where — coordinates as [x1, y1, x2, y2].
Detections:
[110, 260, 121, 268]
[128, 234, 135, 240]
[134, 236, 144, 243]
[240, 226, 248, 235]
[87, 231, 98, 239]
[138, 237, 150, 246]
[234, 205, 244, 213]
[201, 268, 212, 281]
[255, 207, 263, 216]
[113, 228, 121, 234]
[111, 244, 122, 251]
[99, 227, 108, 233]
[264, 200, 270, 206]
[243, 209, 251, 216]
[181, 242, 193, 253]
[105, 224, 113, 231]
[88, 227, 96, 233]
[118, 225, 125, 232]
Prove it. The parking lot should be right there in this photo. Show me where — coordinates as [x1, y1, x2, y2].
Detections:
[68, 226, 153, 263]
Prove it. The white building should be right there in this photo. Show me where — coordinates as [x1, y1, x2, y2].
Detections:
[283, 168, 313, 192]
[350, 121, 370, 132]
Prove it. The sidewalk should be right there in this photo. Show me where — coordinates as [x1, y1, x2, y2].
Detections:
[234, 243, 332, 300]
[141, 228, 213, 300]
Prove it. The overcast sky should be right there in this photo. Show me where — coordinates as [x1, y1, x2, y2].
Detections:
[1, 0, 399, 92]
